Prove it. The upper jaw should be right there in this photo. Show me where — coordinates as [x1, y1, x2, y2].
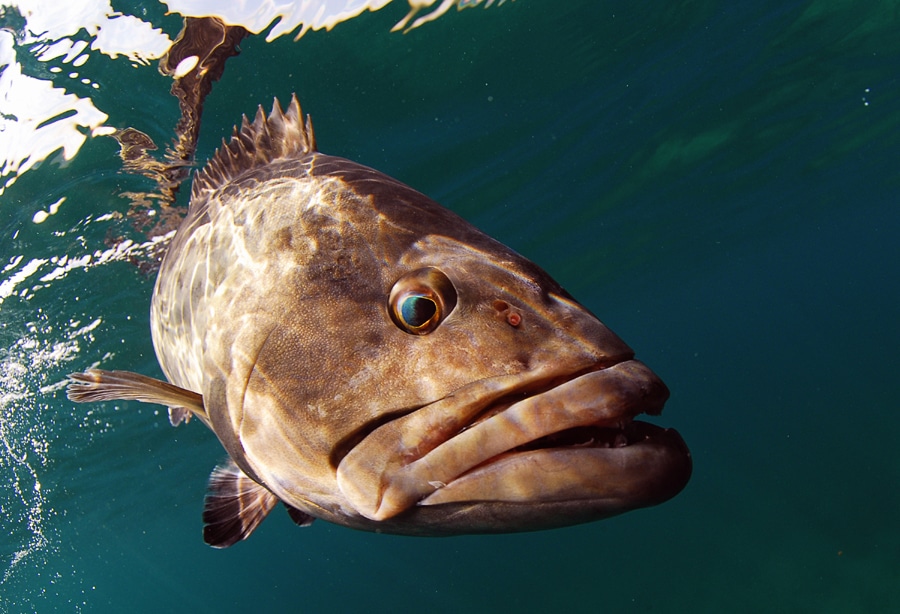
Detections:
[336, 359, 678, 522]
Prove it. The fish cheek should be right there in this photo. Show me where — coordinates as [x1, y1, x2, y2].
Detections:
[231, 323, 358, 498]
[242, 299, 389, 434]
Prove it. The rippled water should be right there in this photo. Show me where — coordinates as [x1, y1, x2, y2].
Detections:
[1, 1, 899, 611]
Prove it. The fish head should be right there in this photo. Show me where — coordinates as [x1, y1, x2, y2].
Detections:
[197, 152, 690, 535]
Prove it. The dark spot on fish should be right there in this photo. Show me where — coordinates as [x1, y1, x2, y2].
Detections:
[274, 226, 294, 251]
[304, 221, 370, 285]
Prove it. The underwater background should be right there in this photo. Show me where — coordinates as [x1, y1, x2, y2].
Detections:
[1, 1, 898, 611]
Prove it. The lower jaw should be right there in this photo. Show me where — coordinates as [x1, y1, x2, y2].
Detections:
[418, 421, 692, 509]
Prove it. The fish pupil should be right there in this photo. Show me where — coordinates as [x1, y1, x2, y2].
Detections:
[401, 295, 437, 328]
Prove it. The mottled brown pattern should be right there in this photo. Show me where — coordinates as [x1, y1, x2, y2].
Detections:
[71, 95, 689, 546]
[147, 96, 690, 536]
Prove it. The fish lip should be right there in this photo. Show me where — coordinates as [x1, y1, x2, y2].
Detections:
[417, 420, 692, 513]
[336, 359, 685, 522]
[463, 358, 669, 432]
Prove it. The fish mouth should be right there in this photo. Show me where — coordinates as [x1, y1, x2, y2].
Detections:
[336, 360, 691, 524]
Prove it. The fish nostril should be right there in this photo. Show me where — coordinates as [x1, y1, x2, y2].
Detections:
[491, 299, 521, 327]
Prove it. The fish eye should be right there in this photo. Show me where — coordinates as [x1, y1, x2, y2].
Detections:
[400, 295, 437, 328]
[389, 267, 457, 335]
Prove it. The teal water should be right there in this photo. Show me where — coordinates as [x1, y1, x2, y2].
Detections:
[2, 1, 899, 611]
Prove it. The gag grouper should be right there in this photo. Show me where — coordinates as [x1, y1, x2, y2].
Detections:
[69, 96, 691, 547]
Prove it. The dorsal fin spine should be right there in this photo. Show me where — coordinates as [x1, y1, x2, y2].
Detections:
[191, 94, 316, 201]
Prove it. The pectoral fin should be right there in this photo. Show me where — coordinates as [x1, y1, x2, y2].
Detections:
[203, 459, 280, 548]
[67, 369, 206, 426]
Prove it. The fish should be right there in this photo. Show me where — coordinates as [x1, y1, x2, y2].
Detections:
[68, 95, 691, 547]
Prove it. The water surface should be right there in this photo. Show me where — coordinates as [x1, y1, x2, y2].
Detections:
[1, 1, 898, 611]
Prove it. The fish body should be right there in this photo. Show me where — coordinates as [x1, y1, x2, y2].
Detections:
[69, 96, 690, 546]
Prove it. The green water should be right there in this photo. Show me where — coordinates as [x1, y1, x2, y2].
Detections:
[1, 1, 899, 611]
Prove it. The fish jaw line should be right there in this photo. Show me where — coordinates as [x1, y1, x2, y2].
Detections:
[335, 365, 569, 521]
[336, 359, 675, 522]
[416, 422, 691, 516]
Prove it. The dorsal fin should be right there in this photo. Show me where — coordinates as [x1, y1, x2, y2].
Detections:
[202, 459, 280, 548]
[191, 94, 317, 200]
